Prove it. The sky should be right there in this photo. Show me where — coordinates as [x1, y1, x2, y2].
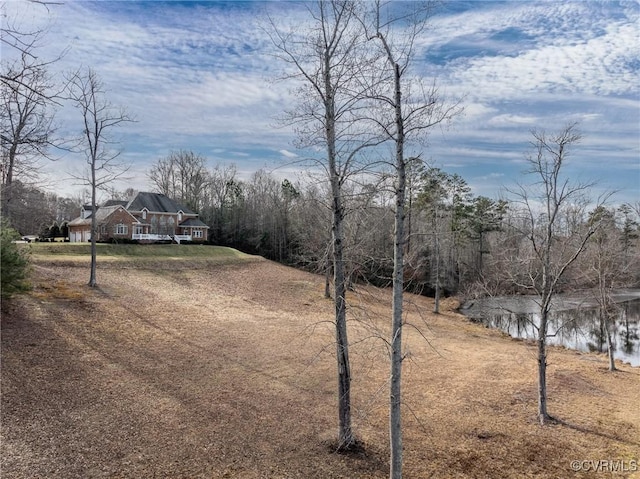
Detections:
[5, 0, 640, 204]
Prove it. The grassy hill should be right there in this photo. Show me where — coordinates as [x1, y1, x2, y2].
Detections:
[2, 248, 639, 478]
[26, 242, 260, 266]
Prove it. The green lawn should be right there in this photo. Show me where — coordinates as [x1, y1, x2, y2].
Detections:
[25, 242, 259, 265]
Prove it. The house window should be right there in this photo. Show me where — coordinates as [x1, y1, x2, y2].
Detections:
[159, 216, 168, 235]
[178, 211, 183, 222]
[134, 225, 144, 235]
[142, 209, 147, 220]
[193, 230, 203, 239]
[115, 224, 128, 235]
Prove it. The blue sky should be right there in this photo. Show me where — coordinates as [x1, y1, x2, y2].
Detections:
[7, 0, 640, 204]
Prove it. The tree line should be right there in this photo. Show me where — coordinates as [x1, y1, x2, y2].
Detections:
[146, 149, 640, 299]
[6, 146, 638, 300]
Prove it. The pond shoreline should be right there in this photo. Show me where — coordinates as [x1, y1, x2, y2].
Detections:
[460, 289, 640, 367]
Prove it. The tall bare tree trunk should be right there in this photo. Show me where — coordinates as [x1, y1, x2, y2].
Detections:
[333, 194, 353, 447]
[603, 310, 616, 372]
[327, 73, 355, 449]
[2, 147, 16, 220]
[537, 256, 553, 424]
[325, 260, 332, 299]
[537, 305, 549, 424]
[389, 60, 405, 479]
[598, 256, 617, 372]
[599, 288, 617, 372]
[268, 1, 378, 450]
[89, 172, 97, 287]
[433, 206, 441, 314]
[367, 3, 461, 474]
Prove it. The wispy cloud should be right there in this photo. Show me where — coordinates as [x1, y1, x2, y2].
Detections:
[279, 149, 298, 159]
[5, 0, 638, 203]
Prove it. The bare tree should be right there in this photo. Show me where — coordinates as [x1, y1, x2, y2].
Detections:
[508, 123, 606, 424]
[268, 0, 385, 450]
[1, 1, 63, 93]
[1, 1, 71, 236]
[362, 2, 462, 475]
[147, 154, 175, 197]
[202, 163, 240, 243]
[242, 169, 291, 259]
[1, 42, 62, 221]
[589, 208, 619, 371]
[2, 180, 55, 235]
[584, 206, 638, 371]
[148, 150, 210, 212]
[67, 67, 133, 287]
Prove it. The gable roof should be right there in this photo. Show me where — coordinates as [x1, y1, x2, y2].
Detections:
[68, 216, 91, 226]
[93, 205, 122, 222]
[126, 192, 195, 215]
[96, 205, 140, 223]
[68, 205, 140, 227]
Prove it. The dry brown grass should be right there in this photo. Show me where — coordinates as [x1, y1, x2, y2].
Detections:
[2, 255, 639, 478]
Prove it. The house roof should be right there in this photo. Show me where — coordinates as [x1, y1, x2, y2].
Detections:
[103, 199, 129, 207]
[80, 204, 96, 218]
[68, 216, 90, 226]
[96, 205, 140, 224]
[126, 192, 195, 215]
[68, 205, 140, 227]
[179, 217, 209, 228]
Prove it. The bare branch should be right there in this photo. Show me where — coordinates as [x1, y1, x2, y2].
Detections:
[66, 67, 135, 287]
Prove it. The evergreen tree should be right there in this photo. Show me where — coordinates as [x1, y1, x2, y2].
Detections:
[1, 221, 30, 299]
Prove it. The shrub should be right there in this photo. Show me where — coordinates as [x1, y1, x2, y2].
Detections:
[1, 221, 30, 299]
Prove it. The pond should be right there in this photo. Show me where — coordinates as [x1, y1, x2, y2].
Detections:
[460, 290, 640, 367]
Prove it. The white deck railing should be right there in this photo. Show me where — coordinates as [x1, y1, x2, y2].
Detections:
[132, 234, 192, 242]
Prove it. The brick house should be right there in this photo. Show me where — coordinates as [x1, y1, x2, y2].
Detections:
[68, 192, 209, 243]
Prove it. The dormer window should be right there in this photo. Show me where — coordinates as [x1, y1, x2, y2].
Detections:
[81, 204, 94, 219]
[142, 208, 147, 220]
[178, 210, 183, 222]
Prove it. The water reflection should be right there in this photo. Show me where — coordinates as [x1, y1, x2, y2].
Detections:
[460, 290, 640, 367]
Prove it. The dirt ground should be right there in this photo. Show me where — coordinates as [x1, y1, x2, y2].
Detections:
[2, 255, 639, 478]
